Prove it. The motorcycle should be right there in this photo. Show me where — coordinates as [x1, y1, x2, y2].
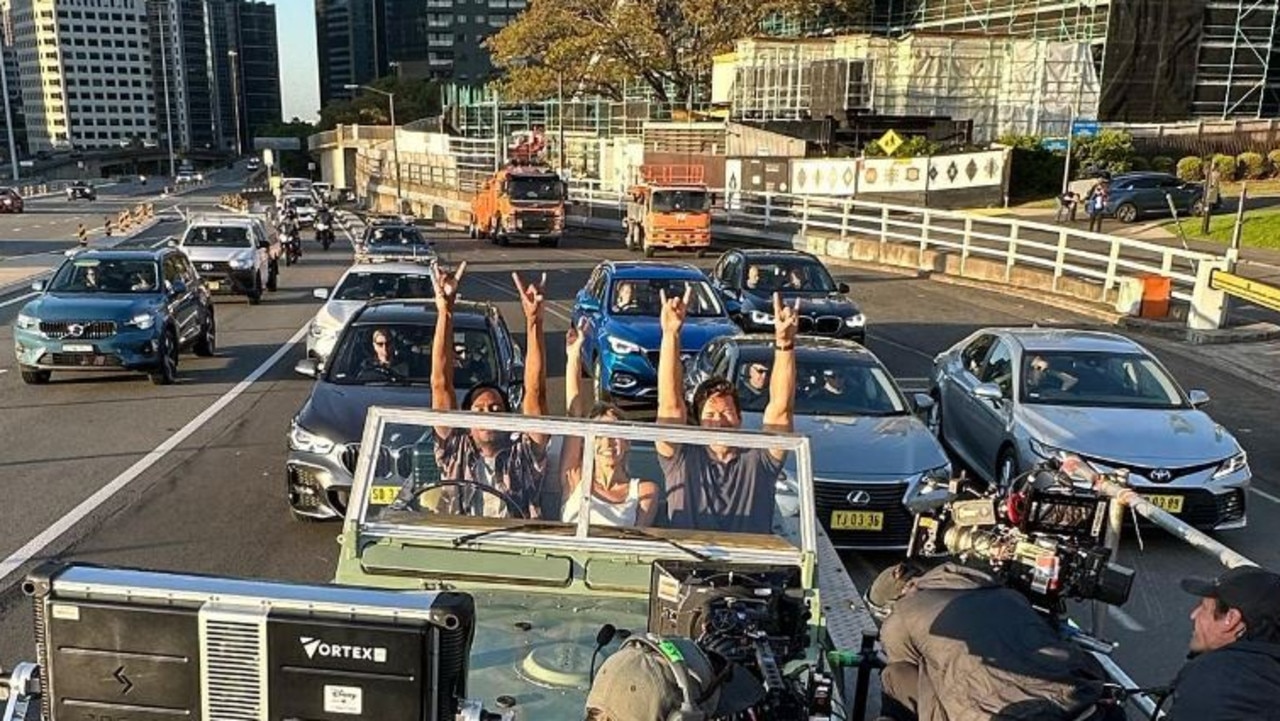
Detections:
[315, 217, 334, 251]
[282, 229, 302, 266]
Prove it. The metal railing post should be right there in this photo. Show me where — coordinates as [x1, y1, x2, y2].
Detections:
[1006, 223, 1020, 283]
[801, 196, 811, 236]
[1104, 239, 1121, 294]
[918, 211, 931, 267]
[841, 199, 851, 241]
[1053, 230, 1069, 292]
[764, 193, 773, 225]
[880, 206, 889, 243]
[960, 217, 973, 275]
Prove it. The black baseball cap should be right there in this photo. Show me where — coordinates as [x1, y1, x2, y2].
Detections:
[1181, 566, 1280, 630]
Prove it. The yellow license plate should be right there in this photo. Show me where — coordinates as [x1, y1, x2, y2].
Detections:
[370, 486, 400, 506]
[830, 510, 885, 531]
[1145, 494, 1184, 514]
[206, 281, 221, 291]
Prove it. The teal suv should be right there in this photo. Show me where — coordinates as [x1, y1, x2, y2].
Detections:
[14, 249, 216, 385]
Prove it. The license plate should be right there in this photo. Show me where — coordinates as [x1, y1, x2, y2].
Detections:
[830, 510, 885, 531]
[529, 234, 540, 239]
[207, 281, 221, 291]
[1144, 494, 1184, 514]
[63, 344, 93, 353]
[370, 486, 400, 506]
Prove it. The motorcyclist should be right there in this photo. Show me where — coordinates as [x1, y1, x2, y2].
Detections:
[315, 204, 335, 249]
[1160, 566, 1280, 720]
[871, 562, 1120, 721]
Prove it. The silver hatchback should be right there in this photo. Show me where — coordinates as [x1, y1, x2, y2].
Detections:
[928, 328, 1250, 530]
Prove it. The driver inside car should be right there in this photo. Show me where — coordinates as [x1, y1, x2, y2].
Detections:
[357, 328, 410, 380]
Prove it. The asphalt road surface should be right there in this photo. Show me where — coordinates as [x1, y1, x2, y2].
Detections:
[0, 193, 1277, 697]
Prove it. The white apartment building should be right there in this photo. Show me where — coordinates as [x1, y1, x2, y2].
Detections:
[12, 0, 156, 151]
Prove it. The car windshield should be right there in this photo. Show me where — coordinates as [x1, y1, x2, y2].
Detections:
[332, 271, 435, 301]
[352, 409, 815, 561]
[609, 278, 723, 317]
[651, 190, 711, 212]
[287, 196, 313, 207]
[49, 258, 159, 294]
[367, 227, 427, 246]
[183, 226, 251, 247]
[744, 260, 838, 293]
[734, 353, 907, 415]
[507, 176, 564, 201]
[327, 323, 497, 387]
[1020, 350, 1186, 408]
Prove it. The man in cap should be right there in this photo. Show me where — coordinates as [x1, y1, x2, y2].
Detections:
[584, 635, 763, 720]
[1162, 566, 1280, 720]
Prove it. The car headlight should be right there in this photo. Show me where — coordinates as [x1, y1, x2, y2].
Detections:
[229, 255, 254, 269]
[1029, 437, 1067, 461]
[607, 336, 643, 355]
[1213, 451, 1248, 479]
[15, 313, 38, 330]
[846, 313, 866, 327]
[126, 313, 155, 330]
[289, 422, 335, 455]
[749, 310, 774, 326]
[919, 463, 952, 484]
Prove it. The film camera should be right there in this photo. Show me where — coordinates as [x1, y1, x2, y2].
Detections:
[904, 462, 1135, 613]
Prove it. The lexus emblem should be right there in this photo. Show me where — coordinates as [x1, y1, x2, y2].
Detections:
[846, 490, 872, 506]
[1149, 468, 1172, 483]
[66, 323, 84, 338]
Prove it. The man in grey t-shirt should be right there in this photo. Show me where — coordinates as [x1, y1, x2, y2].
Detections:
[654, 286, 800, 534]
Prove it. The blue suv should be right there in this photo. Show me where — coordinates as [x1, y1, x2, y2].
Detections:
[571, 261, 740, 404]
[14, 249, 216, 385]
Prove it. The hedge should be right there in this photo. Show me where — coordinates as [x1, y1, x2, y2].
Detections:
[1177, 156, 1204, 182]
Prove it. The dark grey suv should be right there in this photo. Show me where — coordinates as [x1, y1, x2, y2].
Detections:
[1103, 172, 1206, 223]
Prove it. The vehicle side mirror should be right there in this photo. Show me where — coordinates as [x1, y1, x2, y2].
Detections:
[972, 382, 1004, 402]
[294, 358, 319, 378]
[838, 282, 851, 294]
[313, 288, 329, 300]
[167, 280, 187, 297]
[30, 279, 45, 292]
[1188, 389, 1210, 408]
[166, 237, 178, 248]
[912, 393, 935, 413]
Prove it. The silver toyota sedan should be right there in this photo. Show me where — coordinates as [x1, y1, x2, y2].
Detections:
[928, 328, 1250, 530]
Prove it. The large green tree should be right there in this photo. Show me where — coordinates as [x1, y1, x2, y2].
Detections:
[485, 0, 867, 102]
[317, 75, 443, 131]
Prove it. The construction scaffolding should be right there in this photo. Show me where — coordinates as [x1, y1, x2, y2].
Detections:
[1194, 0, 1280, 118]
[873, 0, 1113, 42]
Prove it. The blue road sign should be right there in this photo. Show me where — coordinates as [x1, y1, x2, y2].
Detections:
[1041, 138, 1069, 152]
[1071, 120, 1100, 138]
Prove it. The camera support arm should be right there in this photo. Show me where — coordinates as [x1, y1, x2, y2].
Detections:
[0, 662, 40, 721]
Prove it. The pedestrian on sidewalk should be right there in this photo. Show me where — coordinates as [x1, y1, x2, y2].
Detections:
[1086, 179, 1109, 234]
[1055, 190, 1080, 224]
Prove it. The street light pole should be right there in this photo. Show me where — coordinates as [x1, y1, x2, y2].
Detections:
[228, 50, 243, 156]
[0, 35, 19, 181]
[346, 84, 403, 211]
[158, 7, 177, 178]
[557, 70, 565, 175]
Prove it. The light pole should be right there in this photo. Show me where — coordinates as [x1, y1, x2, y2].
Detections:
[157, 7, 177, 178]
[346, 83, 402, 210]
[228, 50, 243, 156]
[0, 35, 19, 181]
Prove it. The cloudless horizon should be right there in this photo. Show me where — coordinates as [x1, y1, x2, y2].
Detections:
[269, 0, 320, 123]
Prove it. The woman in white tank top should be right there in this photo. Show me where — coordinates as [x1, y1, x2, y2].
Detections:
[560, 322, 659, 527]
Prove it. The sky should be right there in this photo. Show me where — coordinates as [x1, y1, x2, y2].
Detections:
[269, 0, 321, 122]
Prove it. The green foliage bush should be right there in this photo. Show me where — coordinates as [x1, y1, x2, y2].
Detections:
[1238, 152, 1267, 180]
[1072, 130, 1135, 177]
[1127, 157, 1150, 172]
[1211, 154, 1237, 181]
[1176, 156, 1204, 182]
[1151, 156, 1175, 173]
[1267, 149, 1280, 176]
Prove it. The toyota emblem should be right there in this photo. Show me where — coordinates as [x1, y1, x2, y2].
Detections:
[846, 490, 872, 506]
[201, 263, 213, 271]
[1149, 468, 1172, 483]
[66, 323, 84, 338]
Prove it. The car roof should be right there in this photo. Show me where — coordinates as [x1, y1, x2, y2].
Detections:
[722, 334, 880, 362]
[731, 248, 823, 262]
[365, 223, 419, 233]
[352, 299, 492, 328]
[605, 261, 706, 279]
[66, 248, 166, 261]
[187, 214, 258, 227]
[992, 328, 1145, 354]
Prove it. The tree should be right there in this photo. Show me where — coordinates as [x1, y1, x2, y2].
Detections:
[485, 0, 867, 102]
[316, 75, 443, 131]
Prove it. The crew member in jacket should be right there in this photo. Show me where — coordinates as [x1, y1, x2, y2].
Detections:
[871, 562, 1117, 721]
[1162, 565, 1280, 720]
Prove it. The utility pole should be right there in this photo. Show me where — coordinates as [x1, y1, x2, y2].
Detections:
[1061, 50, 1087, 195]
[557, 70, 565, 175]
[0, 34, 19, 181]
[158, 5, 177, 178]
[228, 50, 243, 156]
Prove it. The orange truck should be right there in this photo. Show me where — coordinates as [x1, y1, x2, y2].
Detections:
[468, 162, 567, 248]
[623, 165, 713, 257]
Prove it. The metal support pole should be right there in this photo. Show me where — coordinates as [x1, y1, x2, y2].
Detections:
[0, 36, 19, 181]
[389, 93, 402, 211]
[558, 71, 565, 175]
[1061, 51, 1087, 195]
[158, 8, 177, 178]
[228, 50, 243, 156]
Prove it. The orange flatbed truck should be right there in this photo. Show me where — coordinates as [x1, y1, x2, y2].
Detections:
[468, 162, 567, 248]
[623, 165, 713, 257]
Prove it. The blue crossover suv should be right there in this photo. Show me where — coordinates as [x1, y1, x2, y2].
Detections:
[14, 248, 216, 385]
[571, 261, 741, 404]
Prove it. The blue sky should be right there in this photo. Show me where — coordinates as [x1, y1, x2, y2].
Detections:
[269, 0, 320, 122]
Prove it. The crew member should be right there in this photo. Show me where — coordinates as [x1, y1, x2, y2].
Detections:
[1161, 566, 1280, 720]
[655, 286, 799, 534]
[872, 562, 1117, 721]
[428, 262, 550, 519]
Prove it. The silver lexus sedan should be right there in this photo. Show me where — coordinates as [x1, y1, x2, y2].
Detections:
[928, 328, 1250, 530]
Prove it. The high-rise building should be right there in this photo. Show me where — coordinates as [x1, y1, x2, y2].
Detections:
[315, 0, 384, 107]
[149, 0, 222, 152]
[13, 0, 157, 152]
[231, 0, 281, 139]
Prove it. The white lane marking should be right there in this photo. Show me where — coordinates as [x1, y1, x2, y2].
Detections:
[867, 330, 935, 361]
[0, 322, 310, 587]
[1250, 487, 1280, 504]
[0, 291, 38, 308]
[1106, 605, 1147, 632]
[469, 273, 574, 324]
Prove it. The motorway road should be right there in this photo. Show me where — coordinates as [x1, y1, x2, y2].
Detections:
[0, 189, 1277, 695]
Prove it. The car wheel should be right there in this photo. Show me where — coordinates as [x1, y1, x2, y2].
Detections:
[996, 447, 1019, 492]
[193, 312, 216, 357]
[20, 367, 51, 385]
[149, 330, 179, 385]
[1114, 202, 1138, 224]
[267, 260, 279, 291]
[467, 216, 478, 239]
[539, 237, 559, 248]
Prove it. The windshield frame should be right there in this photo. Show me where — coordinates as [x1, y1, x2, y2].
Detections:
[651, 189, 711, 213]
[734, 350, 909, 416]
[1018, 349, 1188, 409]
[348, 408, 816, 568]
[181, 225, 253, 248]
[745, 259, 839, 294]
[48, 257, 162, 294]
[506, 175, 565, 202]
[331, 270, 436, 301]
[324, 321, 496, 387]
[608, 277, 725, 317]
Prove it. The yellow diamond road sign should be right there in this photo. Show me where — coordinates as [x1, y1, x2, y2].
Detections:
[877, 129, 904, 156]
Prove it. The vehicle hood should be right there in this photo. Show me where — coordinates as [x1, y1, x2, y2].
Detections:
[182, 245, 255, 263]
[742, 289, 861, 316]
[745, 411, 947, 478]
[22, 293, 158, 322]
[313, 300, 366, 330]
[296, 381, 435, 444]
[1017, 404, 1240, 465]
[604, 316, 738, 352]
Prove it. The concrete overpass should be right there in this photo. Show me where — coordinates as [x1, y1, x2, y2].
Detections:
[15, 146, 234, 181]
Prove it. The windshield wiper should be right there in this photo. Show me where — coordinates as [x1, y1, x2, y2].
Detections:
[602, 526, 712, 561]
[451, 521, 568, 547]
[450, 521, 712, 561]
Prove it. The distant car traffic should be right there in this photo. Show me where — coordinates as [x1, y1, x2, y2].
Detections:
[66, 181, 97, 201]
[1103, 172, 1207, 223]
[685, 334, 949, 549]
[357, 222, 436, 263]
[307, 261, 436, 362]
[710, 248, 866, 343]
[570, 261, 740, 404]
[0, 187, 24, 213]
[14, 249, 216, 385]
[928, 327, 1250, 530]
[283, 193, 317, 226]
[177, 215, 276, 303]
[286, 300, 525, 520]
[175, 170, 203, 184]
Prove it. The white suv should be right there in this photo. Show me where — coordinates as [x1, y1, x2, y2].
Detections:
[177, 215, 276, 304]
